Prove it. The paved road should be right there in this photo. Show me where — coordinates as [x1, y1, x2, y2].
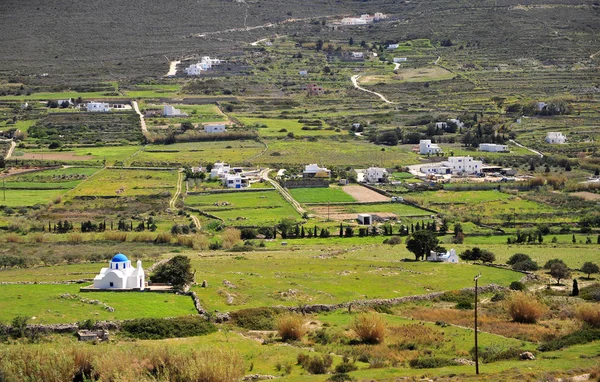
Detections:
[351, 75, 395, 104]
[260, 168, 305, 215]
[131, 101, 147, 133]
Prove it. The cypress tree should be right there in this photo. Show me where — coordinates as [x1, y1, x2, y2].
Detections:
[572, 279, 579, 296]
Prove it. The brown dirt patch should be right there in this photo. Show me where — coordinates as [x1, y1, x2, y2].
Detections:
[571, 191, 600, 201]
[342, 185, 390, 202]
[20, 152, 94, 161]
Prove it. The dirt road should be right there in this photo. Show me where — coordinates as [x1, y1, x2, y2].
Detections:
[4, 140, 16, 159]
[260, 168, 305, 215]
[131, 101, 147, 133]
[170, 171, 183, 210]
[351, 75, 395, 104]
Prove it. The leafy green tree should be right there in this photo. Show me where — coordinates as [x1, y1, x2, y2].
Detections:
[550, 263, 570, 285]
[507, 253, 532, 265]
[406, 230, 440, 261]
[150, 255, 194, 290]
[543, 258, 566, 270]
[581, 262, 599, 279]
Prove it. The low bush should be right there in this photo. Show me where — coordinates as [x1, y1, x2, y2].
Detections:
[327, 374, 355, 382]
[576, 304, 600, 328]
[509, 281, 527, 291]
[409, 357, 459, 369]
[471, 345, 526, 363]
[384, 236, 402, 245]
[297, 353, 333, 374]
[350, 312, 387, 344]
[505, 292, 547, 324]
[277, 313, 306, 341]
[512, 259, 540, 271]
[335, 361, 358, 373]
[440, 290, 474, 303]
[120, 316, 216, 339]
[230, 307, 281, 330]
[456, 300, 473, 310]
[538, 328, 600, 352]
[580, 283, 600, 302]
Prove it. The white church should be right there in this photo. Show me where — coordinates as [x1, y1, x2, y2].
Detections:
[93, 253, 145, 290]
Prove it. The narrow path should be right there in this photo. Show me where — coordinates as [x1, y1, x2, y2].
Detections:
[260, 168, 305, 215]
[250, 37, 270, 46]
[131, 101, 147, 133]
[165, 60, 180, 77]
[170, 171, 183, 210]
[351, 75, 395, 104]
[190, 213, 201, 230]
[509, 139, 544, 158]
[434, 55, 441, 65]
[393, 63, 401, 70]
[4, 140, 16, 160]
[246, 140, 269, 161]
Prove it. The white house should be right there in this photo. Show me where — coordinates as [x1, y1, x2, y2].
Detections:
[479, 143, 508, 152]
[204, 124, 226, 133]
[419, 140, 443, 155]
[303, 164, 331, 178]
[448, 119, 465, 129]
[299, 70, 308, 76]
[393, 57, 407, 63]
[365, 167, 388, 183]
[341, 17, 368, 25]
[435, 122, 447, 129]
[351, 52, 364, 59]
[86, 102, 110, 112]
[210, 162, 231, 178]
[93, 253, 145, 290]
[163, 105, 188, 117]
[373, 12, 387, 21]
[184, 56, 222, 76]
[545, 132, 567, 144]
[427, 249, 459, 263]
[223, 174, 248, 189]
[387, 44, 399, 50]
[357, 214, 372, 225]
[420, 156, 483, 175]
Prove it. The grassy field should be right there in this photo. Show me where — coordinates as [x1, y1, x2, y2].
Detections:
[190, 247, 522, 312]
[0, 189, 65, 207]
[0, 284, 196, 324]
[289, 186, 356, 203]
[360, 66, 455, 84]
[185, 190, 299, 226]
[236, 117, 341, 137]
[69, 169, 178, 197]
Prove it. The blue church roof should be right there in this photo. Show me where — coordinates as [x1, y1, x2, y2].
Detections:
[111, 253, 129, 262]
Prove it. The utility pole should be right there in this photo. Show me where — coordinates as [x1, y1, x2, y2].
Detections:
[474, 273, 482, 375]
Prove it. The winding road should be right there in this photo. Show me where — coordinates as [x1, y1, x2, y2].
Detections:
[509, 139, 544, 158]
[4, 140, 16, 160]
[350, 75, 395, 104]
[170, 171, 184, 210]
[165, 60, 180, 77]
[259, 168, 305, 215]
[131, 101, 147, 133]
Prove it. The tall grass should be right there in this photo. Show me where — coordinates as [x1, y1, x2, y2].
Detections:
[0, 344, 245, 382]
[505, 292, 547, 324]
[222, 228, 241, 250]
[155, 232, 172, 244]
[130, 232, 156, 242]
[103, 231, 128, 242]
[350, 312, 387, 344]
[277, 313, 307, 341]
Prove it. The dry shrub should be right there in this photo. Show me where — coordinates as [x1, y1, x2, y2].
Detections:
[576, 304, 600, 328]
[351, 312, 387, 344]
[505, 292, 547, 324]
[68, 233, 83, 243]
[193, 234, 209, 250]
[222, 227, 241, 249]
[5, 233, 23, 243]
[277, 313, 307, 341]
[130, 232, 155, 243]
[155, 232, 172, 244]
[388, 324, 445, 349]
[29, 233, 47, 243]
[177, 235, 195, 248]
[53, 195, 62, 204]
[103, 231, 128, 242]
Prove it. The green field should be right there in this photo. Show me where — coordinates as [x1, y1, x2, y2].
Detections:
[0, 284, 196, 324]
[236, 117, 340, 137]
[289, 186, 356, 203]
[190, 247, 523, 312]
[70, 169, 178, 197]
[185, 190, 299, 226]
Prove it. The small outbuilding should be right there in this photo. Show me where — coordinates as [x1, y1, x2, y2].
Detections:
[357, 214, 372, 225]
[93, 253, 145, 290]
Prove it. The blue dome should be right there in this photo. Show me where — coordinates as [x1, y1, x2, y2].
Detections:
[111, 253, 129, 262]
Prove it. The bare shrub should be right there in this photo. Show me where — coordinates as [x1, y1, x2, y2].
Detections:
[103, 231, 128, 242]
[155, 232, 172, 244]
[53, 195, 62, 204]
[576, 304, 600, 328]
[505, 292, 547, 324]
[193, 234, 209, 250]
[222, 228, 241, 249]
[277, 313, 307, 341]
[177, 235, 195, 248]
[350, 312, 387, 344]
[29, 233, 47, 243]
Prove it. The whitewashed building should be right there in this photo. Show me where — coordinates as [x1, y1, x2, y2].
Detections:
[86, 102, 110, 112]
[357, 214, 372, 225]
[93, 253, 145, 290]
[204, 124, 226, 133]
[351, 52, 364, 59]
[545, 132, 567, 144]
[365, 167, 388, 183]
[420, 156, 483, 175]
[223, 174, 248, 189]
[303, 164, 331, 178]
[479, 143, 508, 152]
[427, 249, 459, 263]
[210, 162, 231, 178]
[341, 17, 368, 25]
[419, 140, 443, 155]
[387, 44, 399, 50]
[393, 57, 407, 63]
[184, 56, 222, 76]
[163, 105, 188, 117]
